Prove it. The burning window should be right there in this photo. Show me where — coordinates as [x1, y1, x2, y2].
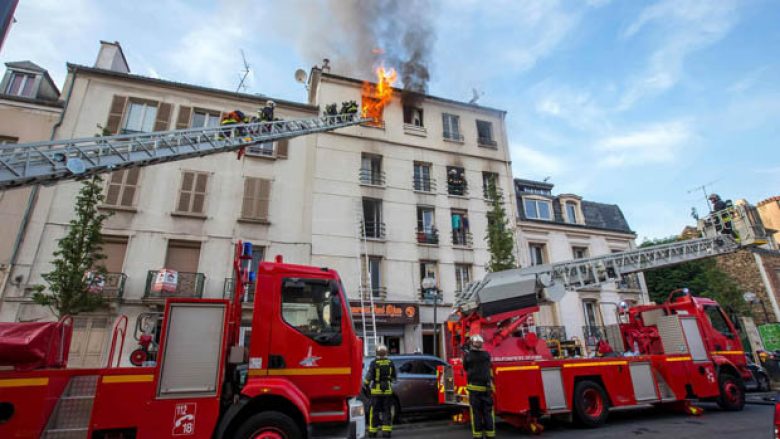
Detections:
[361, 67, 397, 126]
[476, 120, 496, 147]
[403, 106, 424, 127]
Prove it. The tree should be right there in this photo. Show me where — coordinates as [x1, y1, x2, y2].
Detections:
[640, 236, 748, 315]
[33, 176, 112, 317]
[484, 179, 517, 272]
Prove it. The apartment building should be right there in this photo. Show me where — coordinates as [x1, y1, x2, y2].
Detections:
[0, 61, 62, 297]
[306, 68, 515, 356]
[758, 195, 780, 247]
[514, 178, 648, 351]
[0, 42, 318, 366]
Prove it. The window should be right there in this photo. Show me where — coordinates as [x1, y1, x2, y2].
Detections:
[482, 172, 499, 199]
[100, 235, 129, 273]
[104, 168, 140, 208]
[281, 278, 343, 345]
[476, 120, 496, 147]
[523, 198, 552, 220]
[176, 171, 209, 215]
[572, 247, 589, 259]
[246, 142, 275, 157]
[529, 243, 547, 266]
[442, 113, 462, 141]
[419, 261, 438, 286]
[362, 256, 383, 297]
[583, 300, 601, 328]
[519, 185, 552, 196]
[362, 198, 384, 239]
[399, 360, 436, 375]
[413, 162, 434, 192]
[191, 110, 221, 128]
[455, 264, 471, 292]
[416, 206, 437, 244]
[0, 136, 18, 144]
[165, 240, 202, 273]
[403, 106, 424, 127]
[123, 101, 158, 133]
[360, 154, 383, 186]
[704, 305, 733, 337]
[565, 201, 578, 223]
[5, 72, 36, 98]
[451, 210, 470, 246]
[241, 177, 271, 221]
[446, 166, 466, 196]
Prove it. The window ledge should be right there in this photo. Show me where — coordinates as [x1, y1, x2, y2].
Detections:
[417, 243, 439, 248]
[448, 194, 469, 200]
[244, 152, 277, 161]
[171, 211, 207, 220]
[238, 217, 271, 225]
[413, 189, 437, 195]
[452, 245, 474, 250]
[403, 124, 427, 137]
[359, 182, 386, 189]
[99, 204, 137, 213]
[478, 143, 499, 149]
[443, 136, 465, 145]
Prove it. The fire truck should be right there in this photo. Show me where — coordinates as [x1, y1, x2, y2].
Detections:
[0, 114, 370, 438]
[440, 204, 770, 433]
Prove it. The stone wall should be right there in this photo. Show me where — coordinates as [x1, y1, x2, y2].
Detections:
[715, 249, 780, 325]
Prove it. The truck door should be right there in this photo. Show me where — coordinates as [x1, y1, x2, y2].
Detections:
[269, 277, 353, 404]
[702, 305, 740, 354]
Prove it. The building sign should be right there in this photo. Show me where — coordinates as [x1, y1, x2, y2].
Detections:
[759, 323, 780, 351]
[350, 301, 419, 325]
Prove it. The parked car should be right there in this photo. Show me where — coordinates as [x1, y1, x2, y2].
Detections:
[360, 354, 455, 421]
[745, 353, 772, 392]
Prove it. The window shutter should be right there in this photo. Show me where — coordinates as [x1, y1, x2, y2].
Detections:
[120, 168, 140, 206]
[154, 102, 172, 132]
[276, 139, 289, 159]
[242, 178, 257, 218]
[106, 95, 127, 134]
[177, 172, 194, 212]
[192, 173, 208, 213]
[256, 178, 271, 220]
[452, 115, 460, 135]
[176, 106, 192, 129]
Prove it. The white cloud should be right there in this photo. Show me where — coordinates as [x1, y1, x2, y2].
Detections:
[727, 66, 769, 94]
[511, 143, 567, 177]
[533, 84, 611, 132]
[595, 121, 693, 167]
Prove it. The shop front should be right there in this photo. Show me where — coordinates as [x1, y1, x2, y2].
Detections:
[350, 301, 419, 355]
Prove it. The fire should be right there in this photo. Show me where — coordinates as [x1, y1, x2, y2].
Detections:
[361, 66, 397, 125]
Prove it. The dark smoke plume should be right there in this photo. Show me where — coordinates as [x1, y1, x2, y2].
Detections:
[286, 0, 437, 94]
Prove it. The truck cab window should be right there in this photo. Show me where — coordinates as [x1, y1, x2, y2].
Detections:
[281, 278, 343, 345]
[704, 305, 732, 338]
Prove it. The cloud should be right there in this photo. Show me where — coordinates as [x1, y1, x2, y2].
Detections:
[511, 143, 567, 177]
[618, 0, 739, 110]
[533, 84, 611, 132]
[595, 121, 693, 167]
[727, 66, 769, 94]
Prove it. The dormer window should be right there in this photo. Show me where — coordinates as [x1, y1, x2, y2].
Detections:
[5, 71, 37, 98]
[565, 201, 578, 223]
[523, 197, 552, 220]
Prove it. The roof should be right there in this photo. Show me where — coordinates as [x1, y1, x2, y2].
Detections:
[0, 93, 64, 109]
[514, 178, 554, 192]
[319, 71, 507, 115]
[5, 60, 61, 97]
[98, 40, 130, 73]
[66, 64, 318, 112]
[758, 196, 780, 207]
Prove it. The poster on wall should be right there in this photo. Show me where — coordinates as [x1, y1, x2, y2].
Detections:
[758, 323, 780, 352]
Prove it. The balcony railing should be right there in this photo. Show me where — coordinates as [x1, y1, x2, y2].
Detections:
[582, 325, 607, 346]
[361, 221, 386, 240]
[416, 227, 439, 245]
[447, 182, 468, 196]
[412, 176, 436, 193]
[452, 230, 473, 247]
[443, 130, 464, 142]
[536, 326, 567, 341]
[359, 168, 386, 186]
[617, 273, 642, 291]
[478, 137, 498, 148]
[223, 278, 255, 303]
[144, 270, 205, 299]
[360, 286, 387, 300]
[86, 272, 127, 299]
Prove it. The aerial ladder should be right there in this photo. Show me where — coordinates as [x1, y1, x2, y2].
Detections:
[0, 113, 369, 189]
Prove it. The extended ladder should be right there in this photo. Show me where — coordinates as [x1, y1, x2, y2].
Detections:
[0, 114, 369, 189]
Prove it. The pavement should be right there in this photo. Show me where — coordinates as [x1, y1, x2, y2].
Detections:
[394, 400, 775, 438]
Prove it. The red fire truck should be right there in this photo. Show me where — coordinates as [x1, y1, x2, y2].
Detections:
[0, 115, 370, 438]
[440, 205, 769, 433]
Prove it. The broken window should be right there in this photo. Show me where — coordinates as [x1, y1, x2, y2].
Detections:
[404, 106, 424, 127]
[476, 120, 496, 147]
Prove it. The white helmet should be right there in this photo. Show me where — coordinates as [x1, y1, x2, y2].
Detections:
[471, 335, 484, 344]
[376, 344, 388, 357]
[266, 100, 275, 107]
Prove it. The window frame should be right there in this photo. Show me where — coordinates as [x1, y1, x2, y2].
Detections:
[190, 109, 221, 128]
[175, 170, 209, 216]
[454, 264, 471, 293]
[523, 197, 553, 220]
[476, 120, 496, 147]
[5, 71, 37, 98]
[403, 105, 424, 127]
[442, 113, 462, 141]
[123, 99, 159, 133]
[529, 243, 547, 266]
[413, 161, 433, 192]
[419, 260, 439, 288]
[280, 277, 344, 346]
[572, 246, 589, 259]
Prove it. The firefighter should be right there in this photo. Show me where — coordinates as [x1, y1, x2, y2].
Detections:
[709, 193, 728, 212]
[464, 335, 495, 438]
[219, 111, 239, 139]
[708, 194, 735, 237]
[261, 100, 276, 122]
[364, 344, 396, 438]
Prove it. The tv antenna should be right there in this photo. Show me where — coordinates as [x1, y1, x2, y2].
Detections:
[236, 49, 251, 93]
[687, 179, 720, 211]
[469, 88, 484, 104]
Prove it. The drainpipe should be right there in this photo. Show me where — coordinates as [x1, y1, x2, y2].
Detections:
[0, 68, 78, 305]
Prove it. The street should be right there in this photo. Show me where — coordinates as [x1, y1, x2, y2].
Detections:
[397, 402, 774, 438]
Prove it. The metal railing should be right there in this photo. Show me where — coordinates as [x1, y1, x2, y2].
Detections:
[452, 230, 473, 247]
[359, 168, 386, 186]
[85, 272, 127, 299]
[477, 137, 498, 148]
[360, 286, 387, 300]
[223, 278, 255, 303]
[617, 273, 642, 291]
[361, 221, 386, 240]
[443, 131, 464, 142]
[412, 176, 436, 193]
[536, 326, 567, 341]
[416, 227, 439, 245]
[447, 181, 468, 196]
[144, 270, 205, 299]
[582, 325, 607, 344]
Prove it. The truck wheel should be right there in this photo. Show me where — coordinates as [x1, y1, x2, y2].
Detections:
[234, 411, 303, 439]
[572, 381, 609, 428]
[716, 373, 745, 411]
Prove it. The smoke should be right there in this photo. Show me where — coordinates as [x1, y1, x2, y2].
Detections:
[285, 0, 437, 94]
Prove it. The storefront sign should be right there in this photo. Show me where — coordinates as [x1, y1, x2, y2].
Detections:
[350, 301, 419, 324]
[759, 323, 780, 351]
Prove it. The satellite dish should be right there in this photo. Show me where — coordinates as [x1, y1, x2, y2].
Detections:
[294, 69, 308, 84]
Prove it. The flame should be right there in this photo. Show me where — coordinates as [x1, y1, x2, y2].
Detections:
[361, 66, 397, 124]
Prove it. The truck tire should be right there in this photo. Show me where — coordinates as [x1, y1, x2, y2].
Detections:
[234, 411, 303, 439]
[716, 373, 745, 411]
[572, 381, 609, 428]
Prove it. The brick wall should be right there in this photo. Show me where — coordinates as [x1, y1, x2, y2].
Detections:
[715, 249, 780, 325]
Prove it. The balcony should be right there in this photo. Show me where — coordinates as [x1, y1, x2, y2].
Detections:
[359, 168, 386, 187]
[452, 230, 473, 247]
[223, 278, 255, 303]
[86, 272, 127, 300]
[144, 270, 205, 299]
[617, 273, 643, 291]
[361, 221, 386, 240]
[447, 182, 468, 197]
[536, 326, 567, 341]
[416, 227, 439, 245]
[412, 176, 437, 193]
[360, 286, 387, 300]
[443, 130, 464, 142]
[478, 137, 498, 148]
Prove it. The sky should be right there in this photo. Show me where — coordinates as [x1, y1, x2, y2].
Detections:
[2, 0, 779, 242]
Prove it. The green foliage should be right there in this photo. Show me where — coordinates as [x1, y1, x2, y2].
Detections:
[32, 176, 112, 317]
[484, 179, 516, 272]
[640, 236, 748, 315]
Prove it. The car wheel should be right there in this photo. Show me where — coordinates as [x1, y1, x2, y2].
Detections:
[391, 397, 401, 424]
[716, 373, 745, 411]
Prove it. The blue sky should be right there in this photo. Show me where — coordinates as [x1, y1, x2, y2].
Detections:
[2, 0, 779, 241]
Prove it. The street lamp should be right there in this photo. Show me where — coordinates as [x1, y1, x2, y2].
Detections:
[743, 291, 770, 323]
[422, 277, 442, 357]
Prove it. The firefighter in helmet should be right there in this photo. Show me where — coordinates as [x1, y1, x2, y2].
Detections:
[708, 194, 736, 237]
[464, 334, 495, 438]
[364, 344, 396, 437]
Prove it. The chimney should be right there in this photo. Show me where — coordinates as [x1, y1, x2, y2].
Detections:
[94, 41, 130, 73]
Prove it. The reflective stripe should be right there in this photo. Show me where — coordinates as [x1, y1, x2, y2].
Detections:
[248, 367, 352, 376]
[711, 351, 744, 356]
[102, 374, 154, 384]
[0, 377, 49, 388]
[665, 356, 693, 362]
[467, 384, 488, 392]
[496, 365, 539, 373]
[562, 361, 627, 368]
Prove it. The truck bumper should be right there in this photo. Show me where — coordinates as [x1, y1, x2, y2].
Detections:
[309, 398, 365, 439]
